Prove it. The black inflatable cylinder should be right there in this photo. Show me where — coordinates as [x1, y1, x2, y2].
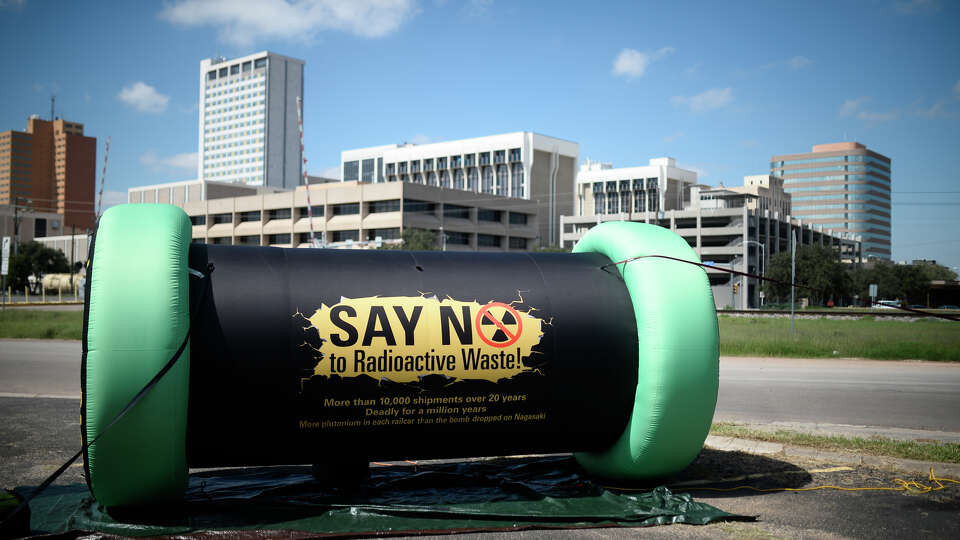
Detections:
[186, 245, 639, 466]
[82, 205, 719, 508]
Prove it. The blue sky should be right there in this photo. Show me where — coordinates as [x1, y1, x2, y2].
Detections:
[2, 0, 958, 268]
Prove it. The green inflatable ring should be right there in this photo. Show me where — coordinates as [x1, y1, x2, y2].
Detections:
[573, 221, 719, 479]
[82, 204, 192, 507]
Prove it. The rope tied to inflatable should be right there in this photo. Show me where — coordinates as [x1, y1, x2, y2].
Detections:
[0, 263, 215, 532]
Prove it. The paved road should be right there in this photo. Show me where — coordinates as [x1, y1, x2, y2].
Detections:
[715, 356, 960, 432]
[3, 341, 959, 434]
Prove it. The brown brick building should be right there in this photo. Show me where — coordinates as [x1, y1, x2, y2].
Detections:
[0, 117, 97, 231]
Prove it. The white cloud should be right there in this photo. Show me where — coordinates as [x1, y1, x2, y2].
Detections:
[896, 0, 940, 14]
[117, 82, 169, 113]
[159, 0, 417, 46]
[465, 0, 493, 17]
[839, 97, 869, 117]
[315, 164, 342, 180]
[839, 96, 898, 122]
[140, 151, 198, 172]
[915, 99, 949, 118]
[789, 55, 813, 69]
[612, 47, 674, 78]
[663, 131, 683, 143]
[671, 87, 733, 112]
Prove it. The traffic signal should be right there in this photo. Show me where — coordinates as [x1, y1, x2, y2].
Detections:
[733, 283, 739, 294]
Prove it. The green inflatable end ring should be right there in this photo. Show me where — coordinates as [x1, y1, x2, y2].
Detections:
[82, 204, 192, 507]
[573, 221, 719, 479]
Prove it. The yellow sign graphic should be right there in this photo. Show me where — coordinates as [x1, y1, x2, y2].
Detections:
[300, 295, 544, 384]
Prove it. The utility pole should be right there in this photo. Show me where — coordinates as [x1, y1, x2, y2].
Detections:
[791, 230, 797, 335]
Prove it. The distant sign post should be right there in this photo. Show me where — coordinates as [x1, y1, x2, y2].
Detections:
[1, 236, 10, 310]
[869, 283, 878, 307]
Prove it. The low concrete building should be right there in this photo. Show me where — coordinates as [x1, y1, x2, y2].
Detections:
[562, 175, 861, 309]
[128, 179, 539, 251]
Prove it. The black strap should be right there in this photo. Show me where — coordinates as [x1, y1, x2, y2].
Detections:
[0, 263, 214, 532]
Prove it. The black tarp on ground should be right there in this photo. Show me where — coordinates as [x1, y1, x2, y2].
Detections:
[14, 456, 750, 538]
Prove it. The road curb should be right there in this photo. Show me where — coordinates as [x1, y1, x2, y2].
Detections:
[705, 435, 960, 480]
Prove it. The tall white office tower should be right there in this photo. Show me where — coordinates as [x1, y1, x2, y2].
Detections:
[199, 51, 304, 189]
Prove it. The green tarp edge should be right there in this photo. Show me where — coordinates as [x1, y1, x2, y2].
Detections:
[20, 457, 750, 537]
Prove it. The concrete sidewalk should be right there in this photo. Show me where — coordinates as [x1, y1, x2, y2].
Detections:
[706, 434, 960, 480]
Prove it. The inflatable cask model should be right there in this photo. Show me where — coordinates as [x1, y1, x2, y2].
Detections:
[82, 204, 719, 507]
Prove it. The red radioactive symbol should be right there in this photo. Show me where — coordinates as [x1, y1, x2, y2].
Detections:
[474, 302, 523, 348]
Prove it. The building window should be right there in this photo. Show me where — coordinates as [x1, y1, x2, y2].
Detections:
[606, 181, 617, 193]
[207, 71, 217, 81]
[403, 199, 437, 214]
[451, 155, 462, 168]
[481, 167, 494, 193]
[443, 204, 470, 219]
[648, 190, 659, 212]
[410, 160, 420, 173]
[595, 193, 605, 214]
[509, 148, 521, 161]
[368, 199, 401, 213]
[620, 192, 630, 213]
[437, 157, 447, 169]
[467, 167, 478, 191]
[453, 169, 464, 189]
[386, 163, 395, 175]
[331, 230, 359, 242]
[632, 179, 643, 191]
[267, 234, 291, 245]
[619, 180, 630, 192]
[439, 170, 450, 188]
[361, 158, 375, 182]
[231, 64, 240, 75]
[398, 162, 408, 174]
[427, 171, 437, 186]
[367, 228, 401, 240]
[254, 58, 266, 69]
[646, 177, 657, 189]
[212, 213, 232, 224]
[242, 61, 251, 72]
[496, 165, 508, 196]
[607, 195, 618, 214]
[268, 208, 291, 220]
[219, 67, 228, 77]
[298, 232, 320, 244]
[343, 160, 359, 181]
[592, 182, 603, 194]
[377, 157, 383, 182]
[465, 154, 475, 167]
[332, 203, 360, 215]
[239, 210, 261, 222]
[509, 237, 527, 250]
[511, 163, 524, 198]
[190, 215, 207, 226]
[477, 234, 502, 247]
[477, 209, 502, 222]
[494, 150, 506, 164]
[298, 206, 324, 218]
[446, 231, 470, 245]
[414, 173, 423, 184]
[634, 192, 645, 212]
[509, 212, 528, 225]
[478, 152, 490, 166]
[236, 235, 259, 245]
[424, 158, 433, 171]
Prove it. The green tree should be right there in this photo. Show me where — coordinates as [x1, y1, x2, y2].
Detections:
[380, 228, 438, 250]
[762, 245, 851, 305]
[8, 242, 70, 293]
